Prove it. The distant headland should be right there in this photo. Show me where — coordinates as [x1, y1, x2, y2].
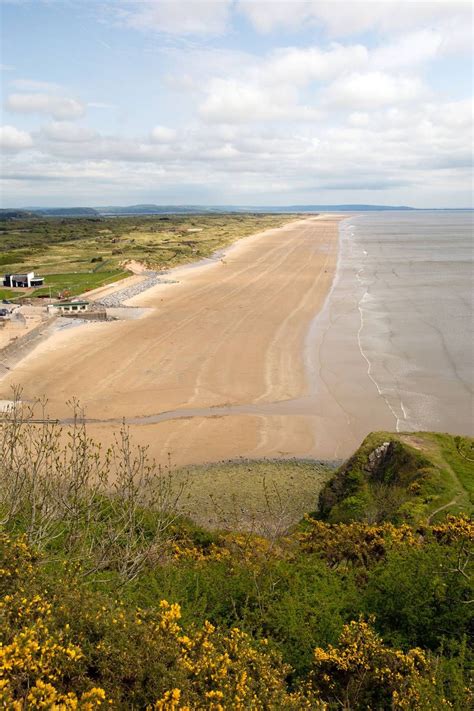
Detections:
[1, 204, 473, 219]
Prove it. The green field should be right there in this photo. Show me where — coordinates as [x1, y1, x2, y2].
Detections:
[30, 270, 130, 298]
[0, 213, 294, 300]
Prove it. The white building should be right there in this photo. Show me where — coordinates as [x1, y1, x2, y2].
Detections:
[2, 271, 44, 288]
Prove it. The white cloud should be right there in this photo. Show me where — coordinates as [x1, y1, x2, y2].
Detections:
[237, 0, 312, 32]
[10, 78, 62, 92]
[1, 2, 471, 207]
[120, 0, 232, 35]
[258, 44, 369, 85]
[3, 96, 472, 206]
[14, 95, 467, 178]
[435, 98, 473, 129]
[348, 112, 370, 127]
[0, 125, 33, 152]
[325, 71, 425, 108]
[6, 93, 86, 119]
[315, 0, 471, 37]
[170, 34, 444, 127]
[193, 43, 370, 124]
[88, 101, 116, 109]
[206, 142, 241, 159]
[151, 125, 177, 142]
[42, 121, 98, 143]
[371, 29, 443, 69]
[199, 78, 322, 123]
[238, 0, 472, 39]
[439, 17, 473, 54]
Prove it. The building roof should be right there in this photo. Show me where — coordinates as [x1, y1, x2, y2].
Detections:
[53, 300, 89, 307]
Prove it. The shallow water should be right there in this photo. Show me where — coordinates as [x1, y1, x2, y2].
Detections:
[314, 211, 474, 437]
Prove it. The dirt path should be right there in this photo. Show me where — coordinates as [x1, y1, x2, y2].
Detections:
[426, 454, 468, 523]
[427, 497, 460, 523]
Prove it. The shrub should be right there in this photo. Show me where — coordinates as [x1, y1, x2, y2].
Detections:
[363, 543, 473, 649]
[0, 395, 187, 582]
[311, 619, 441, 710]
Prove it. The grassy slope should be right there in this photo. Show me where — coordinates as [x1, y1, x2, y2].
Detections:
[0, 289, 17, 301]
[317, 431, 473, 524]
[172, 458, 337, 532]
[31, 270, 130, 298]
[0, 214, 294, 300]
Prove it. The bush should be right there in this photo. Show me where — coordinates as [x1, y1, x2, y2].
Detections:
[0, 535, 310, 709]
[261, 556, 356, 677]
[1, 408, 472, 709]
[310, 619, 459, 710]
[363, 543, 473, 649]
[0, 395, 187, 582]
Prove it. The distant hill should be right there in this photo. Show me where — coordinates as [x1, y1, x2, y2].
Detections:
[35, 207, 100, 217]
[283, 204, 415, 212]
[3, 204, 471, 218]
[1, 204, 419, 218]
[1, 207, 100, 218]
[317, 431, 473, 524]
[95, 203, 415, 215]
[97, 204, 212, 215]
[0, 209, 37, 220]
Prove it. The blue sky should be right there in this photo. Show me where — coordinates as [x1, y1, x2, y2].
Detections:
[0, 0, 472, 207]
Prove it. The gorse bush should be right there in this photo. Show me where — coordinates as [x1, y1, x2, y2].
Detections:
[0, 536, 309, 709]
[0, 404, 472, 708]
[2, 533, 471, 709]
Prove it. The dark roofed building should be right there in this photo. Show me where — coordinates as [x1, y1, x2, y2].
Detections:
[3, 271, 44, 288]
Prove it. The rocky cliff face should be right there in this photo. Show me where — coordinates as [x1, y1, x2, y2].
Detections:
[365, 441, 392, 474]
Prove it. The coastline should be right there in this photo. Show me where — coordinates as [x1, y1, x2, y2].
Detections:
[0, 215, 343, 466]
[301, 211, 474, 459]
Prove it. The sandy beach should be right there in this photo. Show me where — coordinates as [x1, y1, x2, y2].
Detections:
[0, 215, 346, 465]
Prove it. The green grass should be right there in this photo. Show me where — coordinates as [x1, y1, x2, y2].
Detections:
[0, 288, 19, 301]
[406, 432, 474, 520]
[172, 458, 336, 531]
[318, 431, 474, 524]
[30, 270, 129, 298]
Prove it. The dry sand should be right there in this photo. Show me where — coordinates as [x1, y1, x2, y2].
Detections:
[0, 306, 48, 350]
[0, 215, 348, 465]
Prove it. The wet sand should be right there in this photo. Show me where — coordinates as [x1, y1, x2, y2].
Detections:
[0, 215, 346, 465]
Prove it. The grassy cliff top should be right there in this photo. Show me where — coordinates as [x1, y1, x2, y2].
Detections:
[317, 431, 473, 524]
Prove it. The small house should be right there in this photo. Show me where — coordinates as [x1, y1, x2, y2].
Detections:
[51, 300, 90, 313]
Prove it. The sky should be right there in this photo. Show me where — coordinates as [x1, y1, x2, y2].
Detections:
[0, 0, 472, 208]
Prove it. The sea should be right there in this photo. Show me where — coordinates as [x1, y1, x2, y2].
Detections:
[311, 211, 473, 440]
